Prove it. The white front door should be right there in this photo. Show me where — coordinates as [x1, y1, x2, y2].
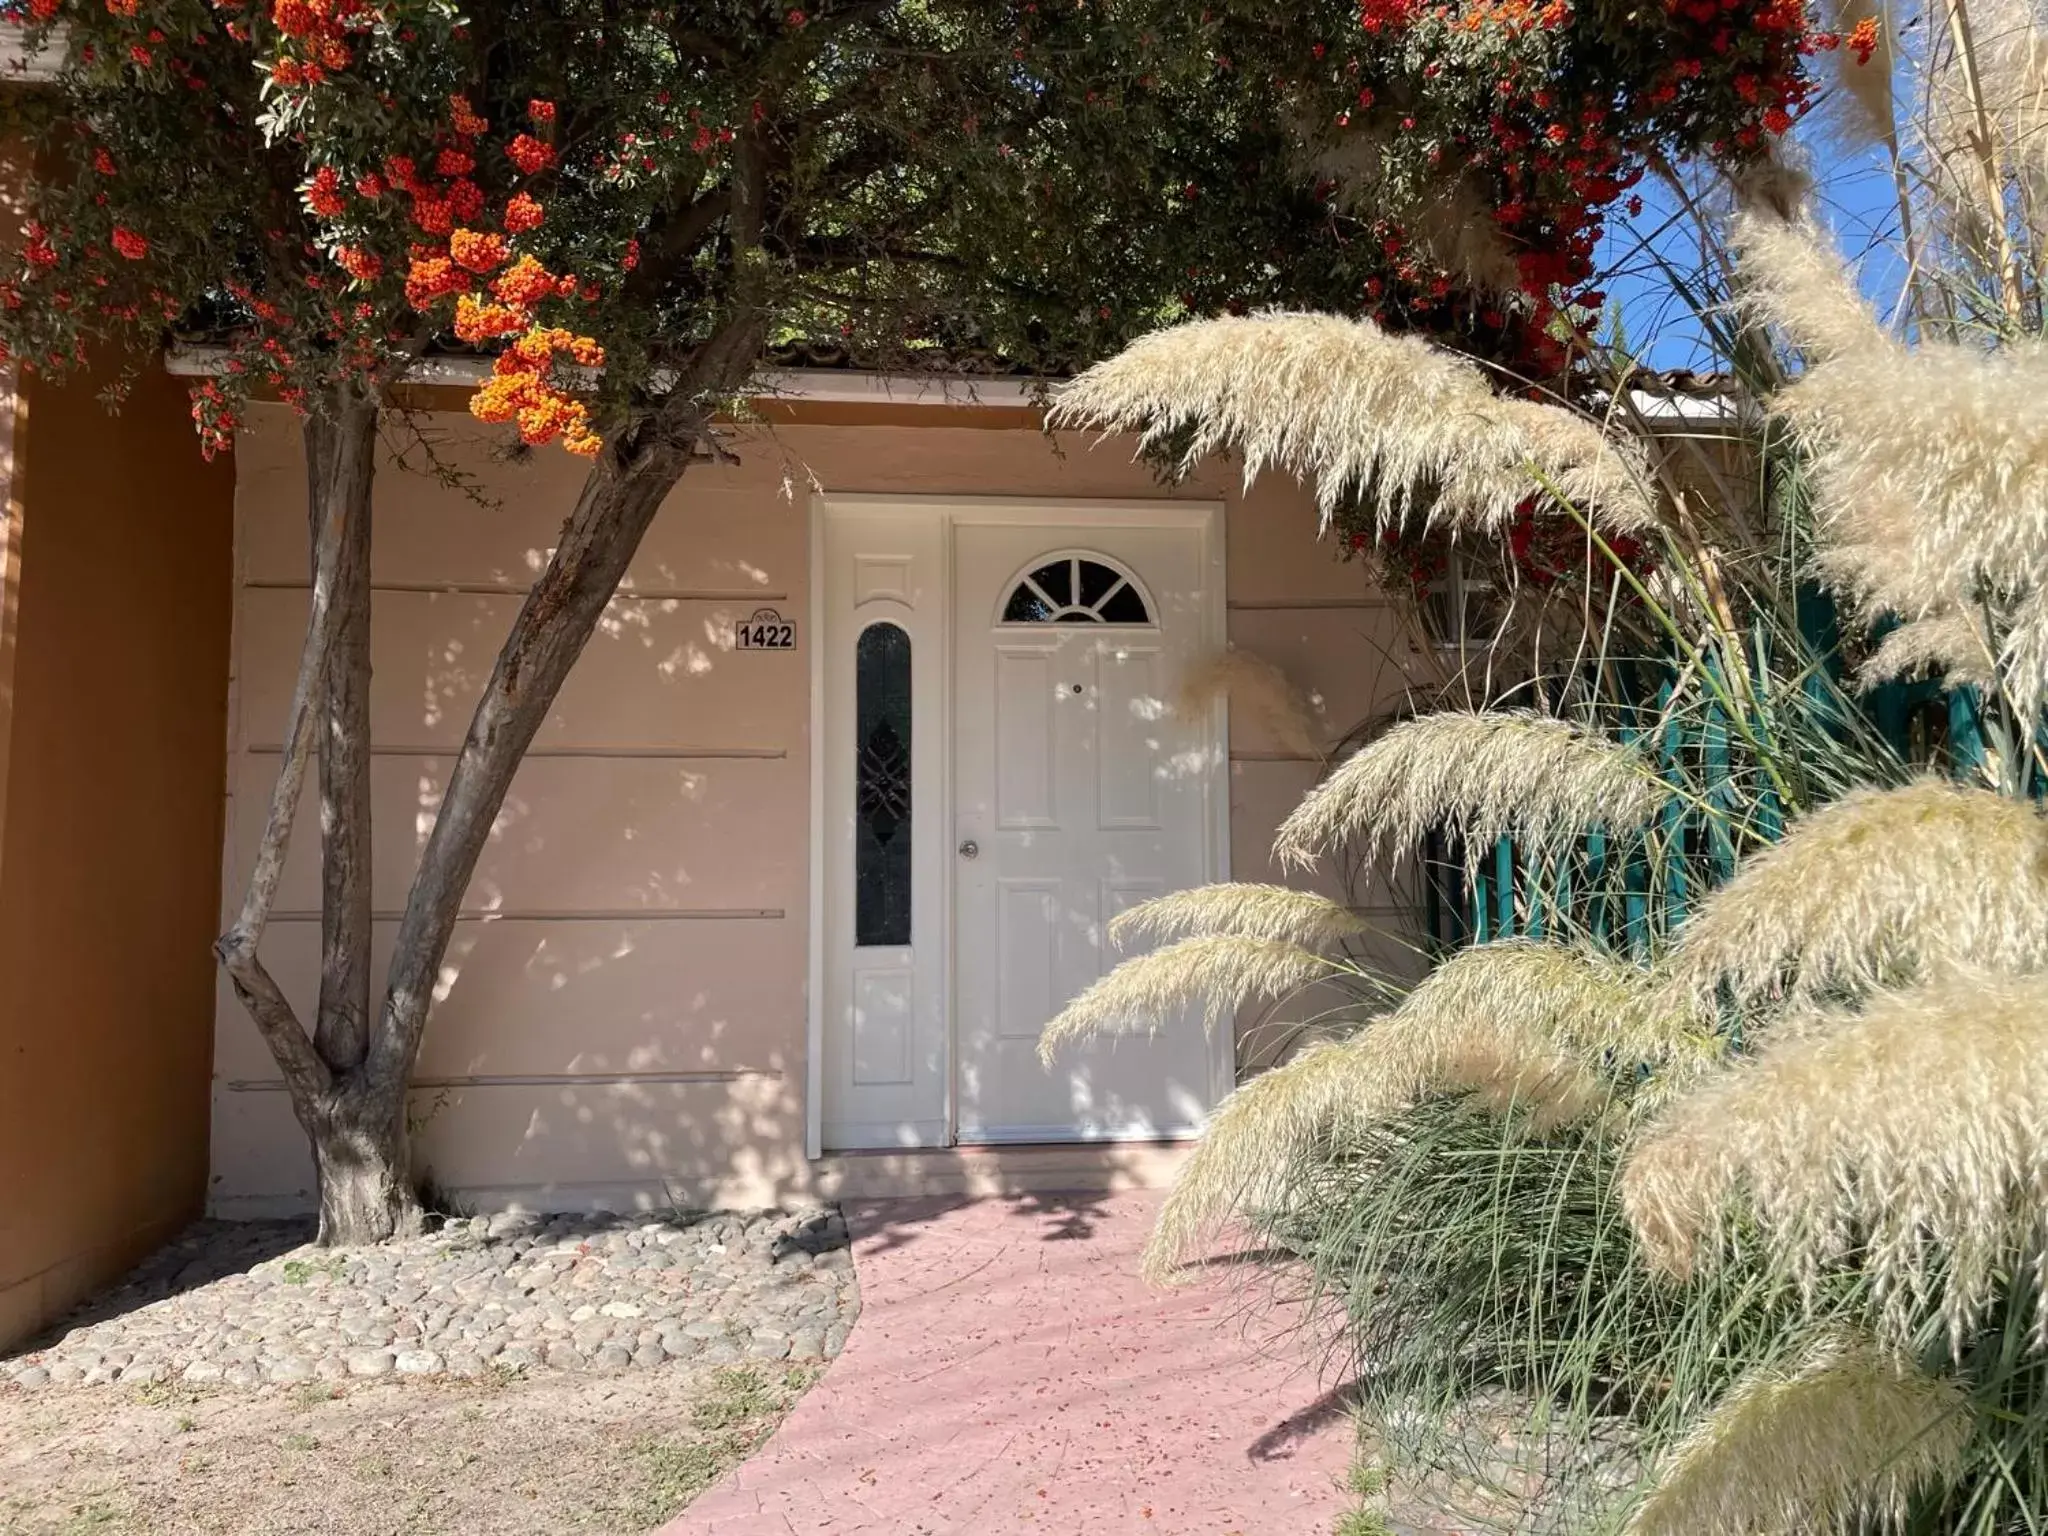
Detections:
[950, 523, 1223, 1142]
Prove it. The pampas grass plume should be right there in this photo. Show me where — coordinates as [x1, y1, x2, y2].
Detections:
[1623, 971, 2048, 1347]
[1107, 883, 1371, 951]
[1658, 779, 2048, 1011]
[1275, 710, 1668, 873]
[1175, 648, 1322, 761]
[1624, 1333, 1971, 1536]
[1736, 208, 2048, 625]
[1049, 312, 1655, 534]
[1856, 610, 1997, 691]
[1036, 936, 1332, 1065]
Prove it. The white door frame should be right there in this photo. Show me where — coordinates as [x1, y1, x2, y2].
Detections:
[806, 493, 1232, 1158]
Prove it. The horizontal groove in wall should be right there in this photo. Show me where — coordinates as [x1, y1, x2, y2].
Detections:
[1226, 597, 1388, 611]
[265, 908, 786, 924]
[244, 578, 789, 603]
[1229, 750, 1326, 764]
[245, 743, 788, 761]
[224, 1069, 782, 1093]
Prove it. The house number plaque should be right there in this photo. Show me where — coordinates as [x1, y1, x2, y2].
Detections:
[735, 607, 797, 651]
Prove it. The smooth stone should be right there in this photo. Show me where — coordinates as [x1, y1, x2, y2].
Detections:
[393, 1349, 443, 1376]
[344, 1349, 394, 1378]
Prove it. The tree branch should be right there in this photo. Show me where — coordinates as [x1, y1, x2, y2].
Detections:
[216, 389, 382, 1108]
[365, 316, 768, 1099]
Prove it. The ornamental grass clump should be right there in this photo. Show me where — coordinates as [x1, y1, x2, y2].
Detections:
[1055, 8, 2048, 1519]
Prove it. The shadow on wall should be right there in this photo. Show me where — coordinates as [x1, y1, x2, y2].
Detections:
[217, 416, 822, 1215]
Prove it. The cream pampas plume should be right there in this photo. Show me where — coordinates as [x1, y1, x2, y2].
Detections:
[1925, 0, 2048, 195]
[1035, 936, 1334, 1065]
[1107, 883, 1372, 951]
[1622, 972, 2048, 1347]
[1274, 710, 1669, 874]
[1623, 1333, 1971, 1536]
[1048, 312, 1655, 535]
[1142, 942, 1682, 1280]
[1734, 209, 2048, 637]
[1658, 780, 2048, 1011]
[1856, 609, 1998, 690]
[1175, 648, 1322, 761]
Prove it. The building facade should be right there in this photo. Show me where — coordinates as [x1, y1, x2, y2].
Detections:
[208, 383, 1428, 1216]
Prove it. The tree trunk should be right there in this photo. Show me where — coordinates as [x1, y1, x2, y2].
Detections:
[309, 1080, 418, 1245]
[364, 429, 694, 1094]
[306, 405, 376, 1074]
[299, 396, 412, 1244]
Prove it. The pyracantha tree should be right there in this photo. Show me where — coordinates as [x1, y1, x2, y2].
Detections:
[0, 0, 1361, 1241]
[1109, 0, 1829, 370]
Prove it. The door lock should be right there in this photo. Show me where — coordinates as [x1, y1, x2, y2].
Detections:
[958, 839, 979, 860]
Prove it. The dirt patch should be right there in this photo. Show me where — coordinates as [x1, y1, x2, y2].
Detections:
[0, 1360, 816, 1536]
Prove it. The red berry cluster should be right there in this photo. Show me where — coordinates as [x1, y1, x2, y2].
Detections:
[1294, 0, 1821, 367]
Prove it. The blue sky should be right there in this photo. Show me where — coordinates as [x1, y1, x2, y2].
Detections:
[1600, 133, 1910, 368]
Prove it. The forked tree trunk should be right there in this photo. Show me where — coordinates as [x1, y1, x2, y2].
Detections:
[221, 325, 761, 1246]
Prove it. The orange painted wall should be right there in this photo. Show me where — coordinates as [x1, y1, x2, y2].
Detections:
[0, 362, 236, 1350]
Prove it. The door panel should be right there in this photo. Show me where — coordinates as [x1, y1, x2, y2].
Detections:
[953, 524, 1220, 1142]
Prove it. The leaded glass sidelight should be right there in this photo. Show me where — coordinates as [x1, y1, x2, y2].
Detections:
[854, 622, 912, 947]
[1001, 555, 1153, 625]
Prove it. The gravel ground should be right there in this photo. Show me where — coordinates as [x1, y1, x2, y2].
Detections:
[5, 1208, 859, 1390]
[0, 1208, 859, 1535]
[0, 1357, 820, 1535]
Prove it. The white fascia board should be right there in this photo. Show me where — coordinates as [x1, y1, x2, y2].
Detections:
[163, 343, 1059, 408]
[1613, 387, 1746, 425]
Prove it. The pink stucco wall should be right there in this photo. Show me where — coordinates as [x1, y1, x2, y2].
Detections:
[209, 403, 1424, 1215]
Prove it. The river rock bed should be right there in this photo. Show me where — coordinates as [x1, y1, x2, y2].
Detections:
[4, 1208, 859, 1390]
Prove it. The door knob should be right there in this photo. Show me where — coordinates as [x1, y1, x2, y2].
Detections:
[958, 839, 979, 860]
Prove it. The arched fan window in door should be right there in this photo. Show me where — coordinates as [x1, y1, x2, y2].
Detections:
[1000, 554, 1153, 625]
[854, 621, 912, 947]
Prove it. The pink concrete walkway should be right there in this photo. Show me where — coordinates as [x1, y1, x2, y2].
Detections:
[665, 1191, 1354, 1536]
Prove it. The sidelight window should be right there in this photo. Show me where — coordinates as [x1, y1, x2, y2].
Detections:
[854, 622, 913, 946]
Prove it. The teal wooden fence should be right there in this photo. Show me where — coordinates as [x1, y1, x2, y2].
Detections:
[1424, 593, 1994, 953]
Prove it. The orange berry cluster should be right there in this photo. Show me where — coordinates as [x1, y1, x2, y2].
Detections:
[397, 99, 603, 455]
